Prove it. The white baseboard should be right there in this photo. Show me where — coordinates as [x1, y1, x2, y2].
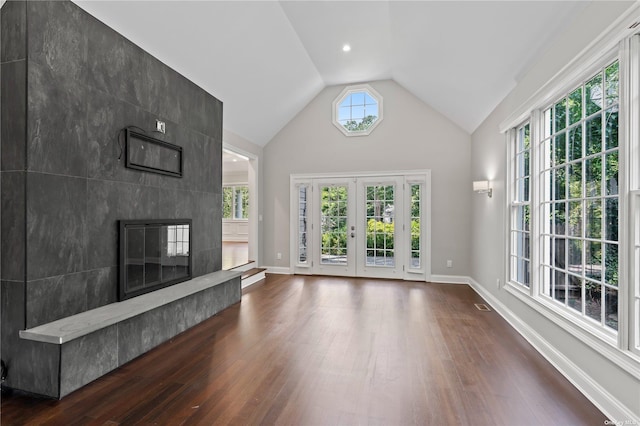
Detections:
[467, 276, 637, 424]
[430, 274, 469, 284]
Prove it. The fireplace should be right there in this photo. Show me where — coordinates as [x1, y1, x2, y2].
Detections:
[119, 219, 192, 301]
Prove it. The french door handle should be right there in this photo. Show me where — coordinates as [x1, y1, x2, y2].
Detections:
[350, 232, 355, 238]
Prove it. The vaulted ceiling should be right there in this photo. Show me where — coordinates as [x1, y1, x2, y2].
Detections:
[74, 1, 587, 146]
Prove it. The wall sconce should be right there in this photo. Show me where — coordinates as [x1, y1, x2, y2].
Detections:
[473, 180, 493, 198]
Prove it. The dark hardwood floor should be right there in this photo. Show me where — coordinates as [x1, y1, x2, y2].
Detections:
[1, 275, 606, 425]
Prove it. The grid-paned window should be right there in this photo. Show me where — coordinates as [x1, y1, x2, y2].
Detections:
[539, 61, 619, 331]
[167, 225, 189, 257]
[365, 185, 395, 267]
[222, 186, 249, 220]
[320, 185, 348, 265]
[510, 123, 531, 287]
[332, 84, 383, 136]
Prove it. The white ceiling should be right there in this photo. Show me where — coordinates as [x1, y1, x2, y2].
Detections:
[223, 149, 249, 174]
[74, 1, 587, 146]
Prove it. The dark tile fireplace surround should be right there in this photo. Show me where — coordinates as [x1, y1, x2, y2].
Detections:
[1, 0, 241, 398]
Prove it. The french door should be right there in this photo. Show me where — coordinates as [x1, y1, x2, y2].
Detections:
[291, 172, 430, 281]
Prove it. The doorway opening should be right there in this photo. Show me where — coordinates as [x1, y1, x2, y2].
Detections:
[290, 171, 431, 281]
[222, 146, 258, 270]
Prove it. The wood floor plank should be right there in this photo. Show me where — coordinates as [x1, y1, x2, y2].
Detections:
[1, 275, 607, 425]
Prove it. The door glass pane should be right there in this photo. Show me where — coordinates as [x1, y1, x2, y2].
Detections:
[365, 185, 395, 267]
[410, 184, 421, 269]
[298, 186, 308, 264]
[321, 186, 348, 265]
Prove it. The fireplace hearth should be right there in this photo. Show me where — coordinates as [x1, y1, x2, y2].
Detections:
[119, 219, 192, 301]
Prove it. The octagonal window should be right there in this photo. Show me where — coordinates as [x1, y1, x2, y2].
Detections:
[332, 84, 383, 136]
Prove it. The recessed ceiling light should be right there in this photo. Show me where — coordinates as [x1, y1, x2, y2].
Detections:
[232, 159, 238, 162]
[342, 44, 351, 52]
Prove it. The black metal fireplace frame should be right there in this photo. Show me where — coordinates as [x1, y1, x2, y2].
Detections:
[118, 219, 192, 301]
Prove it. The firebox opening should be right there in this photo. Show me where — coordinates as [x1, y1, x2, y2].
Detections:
[119, 219, 192, 301]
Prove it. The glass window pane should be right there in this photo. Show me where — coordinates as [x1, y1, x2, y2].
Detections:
[585, 200, 602, 239]
[351, 105, 365, 120]
[567, 275, 582, 312]
[350, 92, 365, 106]
[605, 287, 618, 330]
[555, 99, 567, 132]
[585, 114, 602, 155]
[585, 241, 602, 281]
[554, 202, 566, 235]
[585, 156, 602, 198]
[364, 93, 376, 105]
[554, 167, 566, 200]
[604, 243, 618, 286]
[554, 237, 567, 269]
[605, 198, 618, 242]
[554, 133, 566, 165]
[541, 265, 552, 297]
[605, 151, 619, 195]
[568, 201, 582, 237]
[517, 205, 530, 232]
[605, 109, 618, 149]
[517, 178, 529, 202]
[569, 125, 583, 162]
[568, 239, 583, 275]
[568, 87, 582, 125]
[542, 234, 552, 266]
[554, 269, 567, 303]
[544, 108, 553, 138]
[518, 259, 530, 287]
[605, 61, 619, 107]
[568, 162, 582, 199]
[321, 186, 348, 265]
[585, 280, 602, 322]
[222, 187, 234, 219]
[585, 72, 603, 116]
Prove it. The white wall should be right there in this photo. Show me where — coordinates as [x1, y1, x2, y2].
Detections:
[222, 170, 248, 185]
[471, 1, 639, 421]
[262, 79, 472, 274]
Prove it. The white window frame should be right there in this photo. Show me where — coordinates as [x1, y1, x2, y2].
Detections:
[290, 180, 313, 272]
[508, 121, 533, 289]
[501, 18, 640, 377]
[332, 84, 383, 137]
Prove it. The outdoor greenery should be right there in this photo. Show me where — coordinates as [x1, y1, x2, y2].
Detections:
[222, 186, 249, 220]
[343, 115, 378, 132]
[544, 61, 619, 330]
[320, 184, 421, 263]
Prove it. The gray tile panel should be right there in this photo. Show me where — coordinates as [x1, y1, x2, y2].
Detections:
[27, 0, 88, 84]
[26, 173, 87, 280]
[1, 171, 25, 281]
[27, 62, 88, 177]
[1, 60, 26, 172]
[0, 0, 26, 63]
[59, 324, 118, 398]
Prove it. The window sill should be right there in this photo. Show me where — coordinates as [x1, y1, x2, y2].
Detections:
[504, 281, 640, 380]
